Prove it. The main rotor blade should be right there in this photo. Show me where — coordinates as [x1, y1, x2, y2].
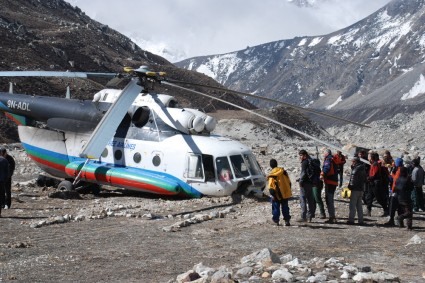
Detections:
[164, 82, 343, 152]
[0, 71, 117, 79]
[79, 79, 143, 159]
[166, 79, 369, 128]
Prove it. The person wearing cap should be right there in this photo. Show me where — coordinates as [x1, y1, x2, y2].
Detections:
[0, 148, 15, 209]
[267, 159, 292, 226]
[0, 147, 10, 217]
[321, 149, 338, 224]
[347, 157, 367, 225]
[410, 158, 425, 212]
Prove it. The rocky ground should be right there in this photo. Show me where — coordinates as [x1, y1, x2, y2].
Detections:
[0, 111, 425, 282]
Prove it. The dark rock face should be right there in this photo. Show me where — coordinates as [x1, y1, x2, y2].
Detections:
[176, 0, 425, 125]
[0, 0, 257, 142]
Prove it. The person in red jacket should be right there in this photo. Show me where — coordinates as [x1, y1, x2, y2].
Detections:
[333, 150, 346, 188]
[366, 152, 389, 217]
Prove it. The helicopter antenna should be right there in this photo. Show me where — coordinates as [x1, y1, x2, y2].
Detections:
[166, 79, 369, 128]
[164, 81, 343, 152]
[9, 82, 13, 94]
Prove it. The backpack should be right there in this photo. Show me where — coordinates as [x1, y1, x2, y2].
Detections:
[378, 162, 390, 190]
[306, 158, 321, 183]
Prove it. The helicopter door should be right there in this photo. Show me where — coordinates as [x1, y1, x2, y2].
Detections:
[185, 154, 204, 181]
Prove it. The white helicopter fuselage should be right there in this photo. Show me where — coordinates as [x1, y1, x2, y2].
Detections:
[7, 89, 266, 198]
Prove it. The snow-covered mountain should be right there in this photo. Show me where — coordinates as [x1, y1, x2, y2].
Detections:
[176, 0, 425, 124]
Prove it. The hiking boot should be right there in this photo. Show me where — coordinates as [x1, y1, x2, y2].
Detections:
[307, 217, 313, 223]
[383, 221, 395, 227]
[396, 217, 405, 228]
[296, 218, 307, 223]
[267, 219, 279, 226]
[358, 222, 366, 226]
[285, 221, 291, 227]
[346, 221, 355, 225]
[320, 213, 327, 219]
[366, 210, 372, 217]
[324, 218, 336, 224]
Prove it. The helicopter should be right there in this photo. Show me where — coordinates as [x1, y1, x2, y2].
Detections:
[0, 67, 367, 198]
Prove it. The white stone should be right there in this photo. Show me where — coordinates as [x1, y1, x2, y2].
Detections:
[272, 269, 293, 281]
[406, 234, 422, 246]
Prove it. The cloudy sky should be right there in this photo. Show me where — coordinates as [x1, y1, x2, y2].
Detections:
[66, 0, 391, 62]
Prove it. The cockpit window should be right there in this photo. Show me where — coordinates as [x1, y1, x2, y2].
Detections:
[230, 155, 250, 178]
[216, 156, 233, 181]
[243, 153, 263, 176]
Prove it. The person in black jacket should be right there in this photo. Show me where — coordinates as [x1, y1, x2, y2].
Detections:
[297, 149, 317, 222]
[347, 157, 367, 225]
[0, 148, 15, 209]
[0, 147, 10, 217]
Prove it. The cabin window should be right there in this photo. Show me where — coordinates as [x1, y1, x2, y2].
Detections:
[101, 148, 108, 158]
[114, 149, 123, 160]
[133, 152, 142, 163]
[152, 155, 161, 167]
[230, 155, 250, 178]
[216, 156, 233, 181]
[187, 154, 203, 179]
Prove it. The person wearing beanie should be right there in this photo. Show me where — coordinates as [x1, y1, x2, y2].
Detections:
[267, 159, 292, 226]
[411, 157, 425, 212]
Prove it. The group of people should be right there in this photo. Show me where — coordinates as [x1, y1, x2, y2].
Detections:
[266, 148, 424, 230]
[0, 147, 15, 216]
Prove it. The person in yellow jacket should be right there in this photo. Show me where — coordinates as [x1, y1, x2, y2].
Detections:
[267, 159, 292, 226]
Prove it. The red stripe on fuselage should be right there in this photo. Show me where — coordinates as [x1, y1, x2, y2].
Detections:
[111, 176, 177, 195]
[28, 154, 66, 172]
[65, 168, 177, 195]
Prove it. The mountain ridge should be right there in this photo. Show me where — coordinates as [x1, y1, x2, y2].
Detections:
[176, 0, 425, 125]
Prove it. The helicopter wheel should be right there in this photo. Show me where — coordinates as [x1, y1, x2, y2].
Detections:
[57, 180, 74, 191]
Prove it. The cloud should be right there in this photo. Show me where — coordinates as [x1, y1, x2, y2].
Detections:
[66, 0, 391, 61]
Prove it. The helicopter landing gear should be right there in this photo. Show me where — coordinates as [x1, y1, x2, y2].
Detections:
[57, 180, 74, 191]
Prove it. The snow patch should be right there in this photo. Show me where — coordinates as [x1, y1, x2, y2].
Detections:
[195, 53, 242, 83]
[401, 74, 425, 100]
[319, 92, 326, 97]
[298, 38, 307, 46]
[326, 96, 342, 110]
[309, 37, 322, 47]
